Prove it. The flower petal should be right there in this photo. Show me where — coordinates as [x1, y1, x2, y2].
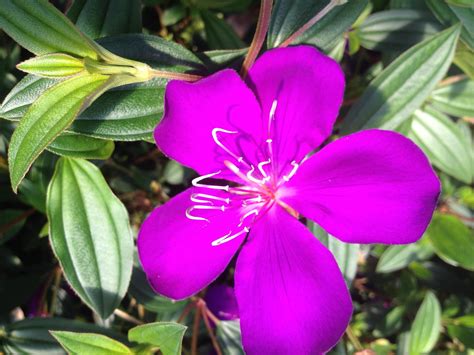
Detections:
[235, 205, 352, 354]
[155, 69, 263, 179]
[246, 45, 344, 173]
[137, 188, 247, 300]
[280, 130, 441, 244]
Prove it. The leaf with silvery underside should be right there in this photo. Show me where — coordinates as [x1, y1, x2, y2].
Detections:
[341, 25, 460, 133]
[46, 158, 134, 319]
[216, 320, 245, 355]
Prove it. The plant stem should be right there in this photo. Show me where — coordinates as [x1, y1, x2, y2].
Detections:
[201, 306, 223, 355]
[113, 309, 143, 325]
[279, 0, 339, 48]
[191, 303, 202, 355]
[346, 325, 363, 351]
[240, 0, 273, 77]
[150, 69, 202, 82]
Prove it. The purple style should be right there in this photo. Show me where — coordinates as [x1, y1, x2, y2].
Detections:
[138, 46, 440, 354]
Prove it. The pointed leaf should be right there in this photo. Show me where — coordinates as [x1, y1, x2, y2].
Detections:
[341, 25, 461, 133]
[377, 244, 424, 273]
[51, 331, 132, 355]
[128, 322, 187, 355]
[47, 133, 114, 160]
[46, 158, 134, 319]
[409, 291, 441, 354]
[17, 53, 85, 78]
[429, 76, 474, 117]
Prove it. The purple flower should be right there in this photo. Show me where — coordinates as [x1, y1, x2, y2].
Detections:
[205, 284, 239, 322]
[138, 46, 440, 354]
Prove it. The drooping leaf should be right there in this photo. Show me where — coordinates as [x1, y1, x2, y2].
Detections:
[409, 291, 442, 355]
[216, 320, 244, 355]
[2, 318, 125, 354]
[51, 331, 132, 355]
[66, 0, 142, 39]
[427, 213, 474, 271]
[309, 222, 359, 287]
[408, 106, 473, 184]
[200, 10, 245, 50]
[47, 133, 114, 160]
[46, 158, 134, 319]
[17, 53, 85, 78]
[341, 25, 461, 133]
[128, 322, 187, 355]
[8, 73, 110, 192]
[357, 10, 442, 51]
[0, 0, 98, 58]
[429, 77, 474, 117]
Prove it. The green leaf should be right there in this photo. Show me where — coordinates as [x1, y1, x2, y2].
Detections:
[162, 4, 187, 27]
[0, 0, 98, 58]
[408, 106, 473, 184]
[454, 40, 474, 79]
[293, 0, 368, 52]
[216, 321, 244, 355]
[447, 0, 474, 6]
[427, 213, 474, 271]
[128, 322, 187, 355]
[309, 222, 359, 286]
[201, 10, 245, 50]
[341, 25, 461, 133]
[357, 10, 442, 52]
[409, 291, 441, 354]
[194, 0, 252, 12]
[376, 243, 431, 274]
[46, 158, 134, 319]
[66, 0, 142, 39]
[8, 73, 110, 192]
[51, 331, 132, 355]
[47, 133, 114, 160]
[2, 317, 125, 354]
[447, 315, 474, 348]
[17, 53, 85, 78]
[429, 77, 474, 117]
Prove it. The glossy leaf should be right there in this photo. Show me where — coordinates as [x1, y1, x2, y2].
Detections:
[309, 222, 359, 286]
[408, 106, 473, 184]
[8, 73, 110, 192]
[429, 77, 474, 117]
[376, 243, 431, 274]
[341, 25, 460, 133]
[128, 322, 187, 355]
[201, 10, 245, 50]
[409, 291, 441, 354]
[0, 0, 98, 58]
[216, 320, 244, 355]
[46, 158, 134, 319]
[51, 331, 132, 355]
[357, 10, 442, 51]
[17, 53, 85, 78]
[67, 0, 142, 39]
[427, 213, 474, 271]
[2, 318, 124, 354]
[294, 0, 368, 52]
[47, 133, 114, 160]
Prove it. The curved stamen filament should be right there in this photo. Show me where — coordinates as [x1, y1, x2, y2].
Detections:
[238, 209, 259, 226]
[212, 227, 249, 246]
[257, 159, 271, 179]
[283, 161, 299, 182]
[212, 128, 247, 165]
[191, 193, 230, 205]
[192, 171, 229, 191]
[224, 160, 261, 188]
[242, 195, 263, 206]
[185, 204, 227, 223]
[246, 165, 266, 184]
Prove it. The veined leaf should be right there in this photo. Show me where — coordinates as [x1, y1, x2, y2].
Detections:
[427, 213, 474, 271]
[8, 73, 110, 192]
[454, 40, 474, 79]
[341, 25, 460, 133]
[408, 106, 473, 184]
[46, 158, 134, 319]
[0, 0, 98, 58]
[67, 0, 142, 39]
[52, 332, 132, 355]
[409, 291, 441, 354]
[47, 133, 114, 160]
[17, 53, 85, 78]
[128, 322, 187, 355]
[376, 243, 432, 274]
[216, 321, 244, 355]
[357, 10, 442, 51]
[429, 76, 474, 117]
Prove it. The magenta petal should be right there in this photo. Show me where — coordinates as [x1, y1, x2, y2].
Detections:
[246, 45, 344, 172]
[137, 188, 246, 300]
[155, 69, 262, 179]
[281, 129, 441, 244]
[235, 206, 352, 354]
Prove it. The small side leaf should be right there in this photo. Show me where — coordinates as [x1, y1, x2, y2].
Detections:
[17, 53, 85, 78]
[47, 133, 114, 160]
[128, 322, 187, 355]
[51, 331, 132, 355]
[46, 158, 134, 319]
[409, 291, 441, 354]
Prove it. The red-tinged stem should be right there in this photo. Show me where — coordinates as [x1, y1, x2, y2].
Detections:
[191, 299, 204, 355]
[279, 0, 340, 48]
[240, 0, 273, 77]
[201, 306, 223, 355]
[150, 69, 202, 82]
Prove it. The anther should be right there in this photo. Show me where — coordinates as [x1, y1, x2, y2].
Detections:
[212, 227, 250, 246]
[283, 161, 299, 182]
[191, 193, 230, 204]
[211, 128, 245, 164]
[192, 171, 229, 191]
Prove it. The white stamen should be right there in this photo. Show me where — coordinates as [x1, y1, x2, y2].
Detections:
[211, 128, 244, 163]
[238, 209, 259, 226]
[242, 195, 263, 206]
[191, 193, 230, 205]
[269, 99, 278, 125]
[283, 161, 299, 182]
[185, 204, 226, 223]
[192, 171, 229, 191]
[212, 227, 249, 246]
[257, 159, 271, 180]
[185, 207, 209, 223]
[246, 165, 266, 184]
